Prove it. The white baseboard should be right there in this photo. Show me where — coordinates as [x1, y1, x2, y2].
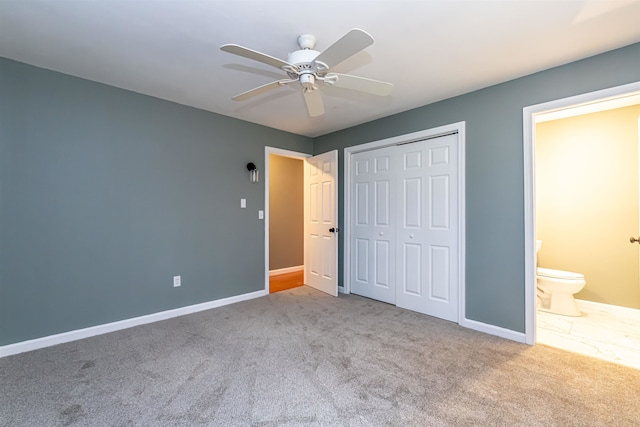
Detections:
[269, 265, 304, 276]
[576, 299, 640, 321]
[0, 289, 267, 358]
[338, 285, 346, 294]
[460, 317, 527, 344]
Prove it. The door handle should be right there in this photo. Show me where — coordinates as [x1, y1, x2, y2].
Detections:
[631, 236, 640, 244]
[329, 227, 340, 233]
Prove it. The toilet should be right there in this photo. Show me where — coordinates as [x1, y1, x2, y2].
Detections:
[536, 240, 586, 317]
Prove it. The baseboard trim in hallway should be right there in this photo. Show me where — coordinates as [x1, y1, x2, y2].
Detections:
[268, 265, 304, 276]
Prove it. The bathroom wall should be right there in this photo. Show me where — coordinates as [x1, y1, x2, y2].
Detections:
[268, 155, 304, 271]
[536, 104, 640, 309]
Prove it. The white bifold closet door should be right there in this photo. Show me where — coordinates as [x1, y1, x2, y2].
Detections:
[350, 133, 459, 322]
[351, 145, 397, 304]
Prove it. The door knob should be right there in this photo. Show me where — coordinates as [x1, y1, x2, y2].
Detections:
[631, 236, 640, 243]
[329, 227, 340, 233]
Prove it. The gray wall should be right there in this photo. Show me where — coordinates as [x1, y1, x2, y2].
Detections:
[313, 43, 640, 333]
[268, 155, 303, 271]
[2, 43, 639, 346]
[0, 58, 312, 346]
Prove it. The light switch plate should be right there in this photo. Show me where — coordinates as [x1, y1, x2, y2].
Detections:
[241, 198, 246, 208]
[258, 210, 264, 219]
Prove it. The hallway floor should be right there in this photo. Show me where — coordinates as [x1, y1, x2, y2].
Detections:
[269, 270, 304, 294]
[537, 300, 640, 370]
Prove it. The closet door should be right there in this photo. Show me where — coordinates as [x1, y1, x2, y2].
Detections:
[395, 133, 459, 321]
[350, 146, 397, 303]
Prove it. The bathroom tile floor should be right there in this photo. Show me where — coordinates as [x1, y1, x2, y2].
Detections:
[536, 301, 640, 370]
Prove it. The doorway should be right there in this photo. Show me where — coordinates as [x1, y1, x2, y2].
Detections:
[523, 81, 640, 368]
[265, 147, 310, 293]
[264, 147, 339, 297]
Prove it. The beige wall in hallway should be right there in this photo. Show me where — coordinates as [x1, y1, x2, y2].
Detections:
[269, 154, 304, 271]
[536, 104, 640, 309]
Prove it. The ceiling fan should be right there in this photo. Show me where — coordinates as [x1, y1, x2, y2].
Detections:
[220, 29, 393, 117]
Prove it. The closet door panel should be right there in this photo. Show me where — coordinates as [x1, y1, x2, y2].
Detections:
[396, 134, 459, 321]
[350, 146, 397, 304]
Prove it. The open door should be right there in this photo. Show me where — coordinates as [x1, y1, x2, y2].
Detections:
[305, 150, 338, 296]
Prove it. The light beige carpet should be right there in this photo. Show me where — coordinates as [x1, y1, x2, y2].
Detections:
[1, 286, 639, 426]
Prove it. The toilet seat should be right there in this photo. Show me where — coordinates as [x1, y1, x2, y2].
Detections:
[537, 267, 584, 281]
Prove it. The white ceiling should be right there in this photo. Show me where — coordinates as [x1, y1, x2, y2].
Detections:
[1, 0, 639, 138]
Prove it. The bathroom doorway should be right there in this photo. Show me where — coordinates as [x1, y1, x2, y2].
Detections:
[523, 82, 640, 369]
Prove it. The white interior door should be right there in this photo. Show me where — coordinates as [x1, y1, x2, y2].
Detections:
[350, 146, 397, 304]
[395, 134, 458, 321]
[305, 150, 338, 296]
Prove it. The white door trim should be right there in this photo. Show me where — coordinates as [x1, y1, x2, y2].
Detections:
[522, 81, 640, 345]
[264, 147, 311, 293]
[343, 122, 466, 323]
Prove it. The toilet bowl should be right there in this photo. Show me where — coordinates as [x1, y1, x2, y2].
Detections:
[535, 240, 586, 317]
[536, 267, 585, 316]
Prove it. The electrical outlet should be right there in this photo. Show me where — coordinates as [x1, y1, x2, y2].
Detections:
[241, 198, 246, 208]
[173, 275, 181, 287]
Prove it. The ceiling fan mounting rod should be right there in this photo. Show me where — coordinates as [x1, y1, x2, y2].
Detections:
[297, 34, 317, 50]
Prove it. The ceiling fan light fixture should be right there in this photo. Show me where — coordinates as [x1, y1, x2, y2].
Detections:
[300, 73, 316, 91]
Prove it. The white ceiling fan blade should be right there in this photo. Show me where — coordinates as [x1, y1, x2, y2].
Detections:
[221, 44, 292, 70]
[327, 73, 393, 96]
[313, 29, 374, 69]
[303, 89, 325, 117]
[232, 80, 290, 101]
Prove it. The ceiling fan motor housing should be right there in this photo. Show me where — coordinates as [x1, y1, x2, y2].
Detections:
[288, 49, 320, 68]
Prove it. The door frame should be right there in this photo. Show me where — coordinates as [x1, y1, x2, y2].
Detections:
[264, 147, 312, 293]
[343, 121, 466, 323]
[522, 81, 640, 345]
